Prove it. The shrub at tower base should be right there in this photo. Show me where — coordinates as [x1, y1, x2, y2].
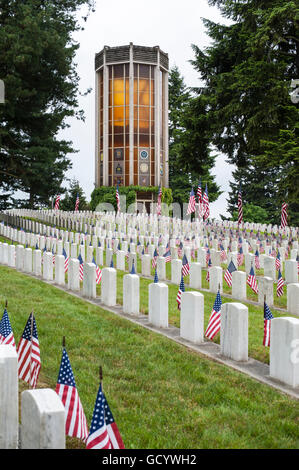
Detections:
[90, 186, 173, 213]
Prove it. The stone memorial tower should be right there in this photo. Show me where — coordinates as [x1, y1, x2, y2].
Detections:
[94, 43, 169, 208]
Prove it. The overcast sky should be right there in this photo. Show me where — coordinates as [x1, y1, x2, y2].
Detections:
[60, 0, 235, 219]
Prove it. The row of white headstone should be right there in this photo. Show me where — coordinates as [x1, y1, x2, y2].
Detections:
[5, 208, 299, 238]
[0, 219, 299, 315]
[0, 345, 65, 449]
[0, 240, 299, 392]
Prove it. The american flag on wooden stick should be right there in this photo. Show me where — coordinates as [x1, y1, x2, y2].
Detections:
[63, 248, 69, 273]
[281, 202, 288, 229]
[176, 274, 185, 310]
[255, 249, 260, 270]
[186, 188, 196, 215]
[86, 381, 124, 449]
[224, 260, 237, 287]
[247, 265, 258, 294]
[276, 269, 284, 297]
[263, 301, 274, 347]
[202, 184, 210, 220]
[181, 254, 190, 277]
[54, 195, 61, 210]
[75, 193, 80, 212]
[238, 185, 243, 225]
[275, 251, 281, 270]
[92, 257, 102, 285]
[205, 290, 222, 340]
[152, 248, 158, 269]
[17, 312, 41, 389]
[55, 346, 88, 442]
[78, 253, 84, 281]
[0, 307, 16, 348]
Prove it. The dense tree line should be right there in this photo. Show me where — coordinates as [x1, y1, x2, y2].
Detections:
[0, 0, 95, 209]
[169, 0, 298, 225]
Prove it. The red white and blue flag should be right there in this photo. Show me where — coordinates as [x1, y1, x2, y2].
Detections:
[116, 185, 120, 213]
[202, 184, 210, 220]
[224, 260, 237, 287]
[187, 188, 196, 215]
[205, 290, 222, 340]
[0, 307, 16, 348]
[247, 265, 258, 294]
[182, 254, 190, 277]
[17, 313, 41, 389]
[54, 195, 61, 210]
[75, 193, 80, 212]
[281, 202, 288, 229]
[55, 347, 89, 442]
[263, 301, 274, 347]
[276, 269, 284, 297]
[176, 274, 185, 310]
[86, 382, 124, 449]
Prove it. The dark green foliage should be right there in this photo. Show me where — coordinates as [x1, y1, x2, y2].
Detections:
[90, 185, 173, 213]
[168, 66, 221, 209]
[60, 178, 89, 211]
[190, 0, 299, 225]
[0, 0, 95, 208]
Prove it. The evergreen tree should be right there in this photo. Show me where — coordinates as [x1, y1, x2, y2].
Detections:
[190, 0, 299, 225]
[60, 179, 88, 211]
[0, 0, 95, 208]
[168, 65, 221, 211]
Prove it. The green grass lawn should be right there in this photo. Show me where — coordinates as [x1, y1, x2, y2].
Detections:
[1, 264, 298, 450]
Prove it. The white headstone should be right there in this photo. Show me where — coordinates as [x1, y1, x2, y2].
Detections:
[123, 273, 140, 315]
[101, 267, 116, 306]
[0, 346, 18, 449]
[180, 291, 204, 344]
[21, 389, 65, 449]
[220, 302, 248, 362]
[270, 317, 299, 388]
[148, 282, 168, 328]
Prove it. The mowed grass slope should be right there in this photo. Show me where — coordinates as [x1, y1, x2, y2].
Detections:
[0, 265, 299, 449]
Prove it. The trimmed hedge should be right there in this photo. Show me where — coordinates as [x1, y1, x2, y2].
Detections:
[90, 185, 173, 212]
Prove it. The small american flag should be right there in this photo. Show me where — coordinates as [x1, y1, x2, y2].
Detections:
[75, 193, 80, 212]
[176, 274, 185, 310]
[78, 253, 84, 281]
[63, 248, 69, 273]
[220, 244, 227, 262]
[116, 185, 120, 213]
[263, 301, 274, 347]
[182, 254, 190, 277]
[54, 195, 61, 210]
[224, 260, 237, 287]
[86, 382, 124, 449]
[0, 307, 16, 348]
[55, 347, 88, 441]
[163, 249, 171, 263]
[281, 202, 288, 229]
[238, 185, 243, 225]
[17, 313, 41, 389]
[154, 269, 159, 283]
[247, 265, 258, 294]
[255, 250, 260, 270]
[197, 179, 202, 219]
[202, 184, 210, 220]
[276, 269, 284, 297]
[92, 257, 102, 284]
[275, 252, 281, 270]
[152, 248, 158, 269]
[237, 246, 244, 266]
[205, 290, 222, 340]
[186, 188, 196, 215]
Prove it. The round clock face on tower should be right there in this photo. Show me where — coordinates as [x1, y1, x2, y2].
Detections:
[140, 163, 149, 173]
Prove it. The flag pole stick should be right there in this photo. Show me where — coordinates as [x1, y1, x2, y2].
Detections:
[62, 336, 65, 349]
[5, 300, 7, 309]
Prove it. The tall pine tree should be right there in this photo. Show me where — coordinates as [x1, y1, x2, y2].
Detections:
[168, 65, 220, 212]
[190, 0, 298, 225]
[0, 0, 95, 208]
